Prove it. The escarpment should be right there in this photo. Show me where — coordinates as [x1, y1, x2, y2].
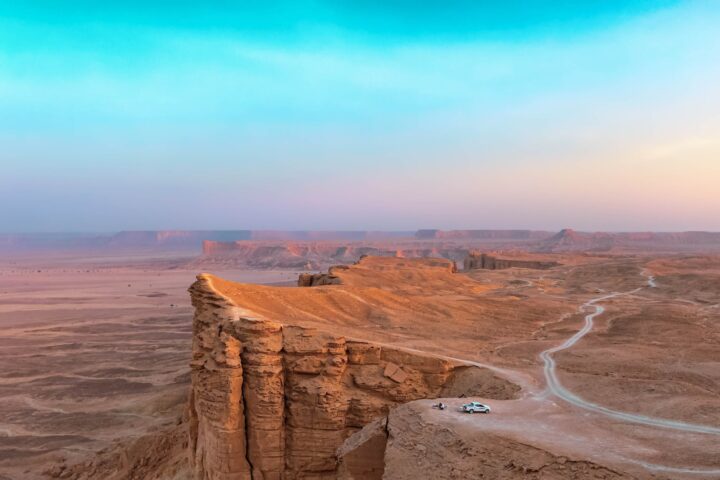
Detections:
[464, 252, 560, 270]
[338, 402, 639, 480]
[195, 240, 472, 269]
[188, 273, 512, 479]
[297, 265, 349, 286]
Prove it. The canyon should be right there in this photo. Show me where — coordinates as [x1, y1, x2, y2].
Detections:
[2, 239, 720, 479]
[194, 229, 720, 271]
[0, 231, 413, 253]
[197, 241, 474, 270]
[188, 270, 517, 479]
[180, 255, 720, 479]
[4, 228, 720, 275]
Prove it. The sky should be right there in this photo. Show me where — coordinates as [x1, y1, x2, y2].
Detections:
[1, 1, 719, 232]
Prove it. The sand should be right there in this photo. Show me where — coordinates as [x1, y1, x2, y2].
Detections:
[0, 250, 298, 480]
[1, 248, 719, 478]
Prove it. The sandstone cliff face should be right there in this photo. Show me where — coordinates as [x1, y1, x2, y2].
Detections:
[197, 241, 469, 270]
[338, 402, 641, 480]
[297, 265, 350, 287]
[464, 252, 560, 271]
[188, 274, 512, 480]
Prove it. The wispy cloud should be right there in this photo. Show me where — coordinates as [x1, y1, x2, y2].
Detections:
[0, 1, 718, 231]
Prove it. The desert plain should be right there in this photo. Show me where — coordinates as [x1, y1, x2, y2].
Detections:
[0, 231, 719, 479]
[0, 248, 300, 479]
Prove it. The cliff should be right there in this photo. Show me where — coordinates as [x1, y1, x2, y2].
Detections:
[415, 229, 552, 240]
[464, 252, 560, 270]
[197, 240, 470, 269]
[338, 401, 640, 480]
[187, 272, 516, 479]
[535, 228, 720, 253]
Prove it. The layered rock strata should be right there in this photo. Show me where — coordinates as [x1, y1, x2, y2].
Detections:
[338, 402, 639, 480]
[197, 241, 469, 269]
[464, 252, 560, 270]
[188, 274, 507, 479]
[296, 265, 349, 286]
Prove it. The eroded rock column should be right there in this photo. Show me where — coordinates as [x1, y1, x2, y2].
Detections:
[232, 314, 286, 480]
[283, 326, 350, 478]
[189, 277, 251, 480]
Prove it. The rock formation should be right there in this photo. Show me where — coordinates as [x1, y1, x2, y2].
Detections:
[187, 272, 514, 479]
[196, 241, 470, 270]
[464, 252, 560, 270]
[535, 228, 720, 253]
[338, 401, 639, 480]
[415, 229, 552, 240]
[297, 265, 349, 286]
[4, 229, 720, 254]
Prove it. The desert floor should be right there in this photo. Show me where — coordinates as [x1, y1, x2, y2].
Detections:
[1, 250, 719, 479]
[0, 250, 299, 480]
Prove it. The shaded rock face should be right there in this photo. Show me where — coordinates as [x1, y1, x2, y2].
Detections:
[187, 274, 507, 480]
[336, 417, 388, 480]
[197, 241, 469, 270]
[464, 252, 560, 271]
[339, 403, 638, 480]
[297, 272, 341, 287]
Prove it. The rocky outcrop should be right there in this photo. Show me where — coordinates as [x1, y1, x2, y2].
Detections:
[536, 229, 615, 253]
[338, 401, 642, 480]
[415, 229, 552, 240]
[187, 274, 515, 479]
[297, 265, 350, 286]
[464, 252, 560, 270]
[535, 229, 720, 253]
[336, 417, 387, 480]
[197, 241, 470, 270]
[297, 272, 342, 287]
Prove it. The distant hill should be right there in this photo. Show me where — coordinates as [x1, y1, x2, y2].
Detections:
[536, 228, 720, 252]
[0, 230, 413, 252]
[2, 228, 719, 254]
[415, 229, 552, 240]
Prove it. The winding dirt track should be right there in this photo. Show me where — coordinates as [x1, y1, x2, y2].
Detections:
[353, 270, 720, 475]
[540, 280, 720, 436]
[539, 275, 720, 475]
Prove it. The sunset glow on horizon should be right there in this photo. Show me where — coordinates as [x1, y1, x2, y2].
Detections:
[1, 1, 719, 232]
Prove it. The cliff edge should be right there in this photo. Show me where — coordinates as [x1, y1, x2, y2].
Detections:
[187, 269, 517, 479]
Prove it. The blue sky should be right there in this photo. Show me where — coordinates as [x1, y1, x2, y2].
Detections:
[1, 1, 719, 232]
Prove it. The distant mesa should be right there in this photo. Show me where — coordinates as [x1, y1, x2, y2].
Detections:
[196, 240, 469, 270]
[246, 230, 414, 241]
[105, 230, 411, 248]
[536, 228, 720, 253]
[194, 229, 566, 270]
[540, 228, 614, 250]
[415, 229, 551, 240]
[0, 230, 412, 252]
[0, 231, 254, 252]
[3, 228, 720, 255]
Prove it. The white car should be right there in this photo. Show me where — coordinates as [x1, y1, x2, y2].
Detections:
[462, 402, 491, 414]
